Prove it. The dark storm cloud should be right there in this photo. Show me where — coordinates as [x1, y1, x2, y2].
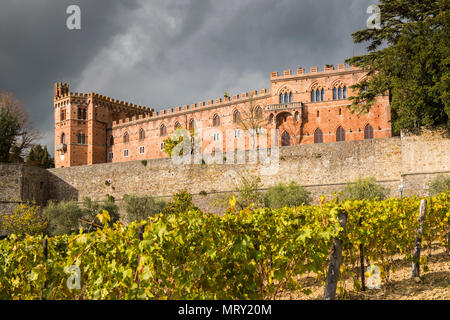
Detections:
[0, 0, 376, 154]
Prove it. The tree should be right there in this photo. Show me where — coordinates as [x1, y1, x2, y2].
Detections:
[26, 144, 54, 168]
[122, 194, 166, 222]
[0, 92, 39, 162]
[1, 202, 48, 236]
[429, 174, 450, 196]
[340, 177, 388, 201]
[346, 0, 449, 134]
[264, 181, 311, 208]
[42, 200, 84, 236]
[164, 191, 199, 215]
[234, 174, 264, 209]
[236, 93, 266, 150]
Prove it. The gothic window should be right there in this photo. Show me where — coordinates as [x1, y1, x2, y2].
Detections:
[123, 132, 129, 143]
[338, 87, 343, 100]
[109, 135, 114, 146]
[77, 108, 81, 119]
[316, 90, 320, 102]
[364, 124, 374, 139]
[321, 88, 324, 101]
[280, 93, 284, 104]
[61, 133, 66, 144]
[343, 86, 347, 99]
[333, 82, 347, 100]
[289, 92, 292, 103]
[160, 124, 167, 137]
[333, 87, 337, 100]
[280, 88, 292, 104]
[233, 110, 241, 123]
[284, 92, 288, 104]
[213, 114, 220, 127]
[314, 128, 323, 143]
[255, 106, 263, 119]
[311, 90, 315, 102]
[281, 131, 290, 146]
[336, 126, 345, 142]
[139, 128, 145, 140]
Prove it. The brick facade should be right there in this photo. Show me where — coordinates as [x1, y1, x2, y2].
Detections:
[54, 64, 391, 168]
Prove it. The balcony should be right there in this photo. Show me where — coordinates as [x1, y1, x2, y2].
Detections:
[56, 144, 67, 154]
[265, 102, 303, 112]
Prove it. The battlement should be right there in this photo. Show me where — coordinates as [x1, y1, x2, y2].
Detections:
[111, 87, 270, 128]
[270, 63, 359, 80]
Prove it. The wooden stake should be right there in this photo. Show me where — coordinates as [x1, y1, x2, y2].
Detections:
[412, 199, 427, 278]
[324, 211, 348, 300]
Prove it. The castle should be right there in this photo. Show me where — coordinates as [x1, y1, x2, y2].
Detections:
[54, 63, 391, 168]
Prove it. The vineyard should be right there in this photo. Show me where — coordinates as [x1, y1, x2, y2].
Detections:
[0, 192, 448, 300]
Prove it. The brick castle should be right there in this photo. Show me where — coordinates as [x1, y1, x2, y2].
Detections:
[54, 63, 391, 168]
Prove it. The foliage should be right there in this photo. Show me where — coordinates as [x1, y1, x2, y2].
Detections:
[82, 195, 120, 226]
[42, 200, 84, 236]
[163, 191, 198, 215]
[234, 174, 264, 209]
[429, 174, 450, 196]
[0, 192, 448, 299]
[0, 92, 38, 163]
[264, 181, 311, 208]
[122, 194, 166, 222]
[340, 177, 388, 201]
[0, 202, 47, 236]
[346, 0, 450, 134]
[26, 144, 54, 168]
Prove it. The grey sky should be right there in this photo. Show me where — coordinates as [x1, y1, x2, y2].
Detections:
[0, 0, 375, 155]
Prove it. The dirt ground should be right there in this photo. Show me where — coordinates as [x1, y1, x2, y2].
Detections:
[282, 244, 450, 300]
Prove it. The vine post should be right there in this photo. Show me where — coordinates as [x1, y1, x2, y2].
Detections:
[359, 217, 365, 291]
[324, 210, 348, 300]
[136, 225, 144, 287]
[42, 237, 48, 300]
[412, 199, 427, 278]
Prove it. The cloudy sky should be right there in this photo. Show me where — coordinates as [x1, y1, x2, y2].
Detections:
[0, 0, 376, 155]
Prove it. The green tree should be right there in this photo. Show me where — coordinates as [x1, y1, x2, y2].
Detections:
[42, 200, 83, 236]
[429, 174, 450, 196]
[346, 0, 449, 134]
[82, 195, 120, 226]
[1, 202, 48, 236]
[234, 174, 264, 209]
[122, 194, 166, 222]
[0, 92, 38, 163]
[264, 181, 311, 208]
[26, 144, 54, 168]
[340, 177, 388, 201]
[164, 191, 199, 215]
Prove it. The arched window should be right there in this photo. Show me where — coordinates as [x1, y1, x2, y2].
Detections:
[123, 132, 129, 143]
[321, 88, 324, 101]
[333, 87, 337, 100]
[280, 93, 284, 104]
[281, 131, 290, 146]
[316, 90, 320, 102]
[311, 90, 315, 102]
[255, 106, 263, 119]
[77, 108, 81, 119]
[78, 133, 86, 144]
[269, 113, 274, 124]
[289, 92, 292, 103]
[139, 128, 145, 140]
[343, 86, 347, 99]
[314, 128, 323, 143]
[160, 124, 167, 137]
[83, 109, 86, 119]
[364, 124, 374, 139]
[61, 133, 65, 144]
[336, 126, 345, 142]
[213, 114, 220, 127]
[233, 110, 241, 123]
[109, 135, 114, 146]
[294, 111, 299, 122]
[284, 92, 288, 104]
[338, 87, 343, 100]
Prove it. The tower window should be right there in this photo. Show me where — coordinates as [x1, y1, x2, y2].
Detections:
[364, 124, 374, 139]
[314, 128, 323, 143]
[336, 126, 345, 142]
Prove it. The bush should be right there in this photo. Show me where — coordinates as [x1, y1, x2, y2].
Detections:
[82, 195, 120, 225]
[122, 194, 166, 222]
[1, 202, 47, 236]
[264, 181, 310, 208]
[234, 175, 264, 209]
[43, 200, 83, 236]
[164, 191, 199, 215]
[429, 174, 450, 196]
[340, 177, 388, 201]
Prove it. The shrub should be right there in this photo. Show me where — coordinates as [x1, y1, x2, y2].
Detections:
[164, 191, 199, 215]
[122, 194, 167, 222]
[429, 174, 450, 196]
[234, 174, 264, 209]
[340, 177, 388, 201]
[82, 195, 120, 225]
[199, 190, 208, 196]
[1, 202, 47, 235]
[43, 200, 83, 236]
[264, 181, 311, 208]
